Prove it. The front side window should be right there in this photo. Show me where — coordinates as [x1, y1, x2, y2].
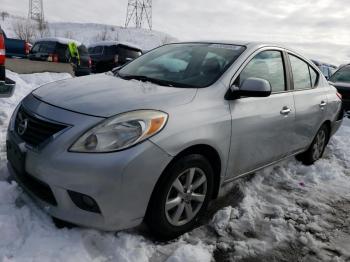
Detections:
[329, 66, 350, 83]
[238, 50, 286, 92]
[118, 43, 246, 88]
[289, 55, 318, 90]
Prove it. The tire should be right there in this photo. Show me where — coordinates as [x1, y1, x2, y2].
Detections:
[296, 124, 329, 166]
[145, 154, 214, 240]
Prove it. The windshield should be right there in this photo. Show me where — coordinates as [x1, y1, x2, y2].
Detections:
[329, 66, 350, 83]
[118, 43, 246, 88]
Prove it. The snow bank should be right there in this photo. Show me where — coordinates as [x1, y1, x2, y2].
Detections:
[210, 124, 350, 260]
[2, 15, 176, 51]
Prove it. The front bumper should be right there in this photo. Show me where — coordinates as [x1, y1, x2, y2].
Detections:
[7, 95, 172, 231]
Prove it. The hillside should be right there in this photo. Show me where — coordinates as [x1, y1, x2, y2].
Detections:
[0, 15, 176, 50]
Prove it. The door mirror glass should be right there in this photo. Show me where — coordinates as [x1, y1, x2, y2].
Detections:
[238, 77, 272, 97]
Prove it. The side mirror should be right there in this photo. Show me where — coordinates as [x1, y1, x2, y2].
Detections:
[235, 77, 272, 98]
[0, 78, 16, 98]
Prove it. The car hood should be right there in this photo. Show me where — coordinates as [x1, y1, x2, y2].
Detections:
[32, 73, 197, 118]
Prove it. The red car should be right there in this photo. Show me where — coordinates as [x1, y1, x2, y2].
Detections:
[0, 26, 16, 97]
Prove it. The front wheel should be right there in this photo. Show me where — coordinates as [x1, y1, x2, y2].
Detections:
[145, 154, 214, 240]
[296, 124, 329, 165]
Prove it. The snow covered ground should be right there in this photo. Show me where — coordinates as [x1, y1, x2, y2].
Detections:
[0, 72, 349, 261]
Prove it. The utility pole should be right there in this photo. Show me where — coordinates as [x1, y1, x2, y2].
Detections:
[28, 0, 44, 22]
[125, 0, 152, 30]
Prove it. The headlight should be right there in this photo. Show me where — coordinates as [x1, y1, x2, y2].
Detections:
[70, 110, 168, 153]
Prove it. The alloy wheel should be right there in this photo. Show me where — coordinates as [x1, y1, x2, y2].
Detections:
[165, 167, 207, 226]
[312, 129, 326, 160]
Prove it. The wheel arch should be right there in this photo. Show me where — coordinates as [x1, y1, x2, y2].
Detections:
[145, 144, 223, 220]
[323, 120, 332, 142]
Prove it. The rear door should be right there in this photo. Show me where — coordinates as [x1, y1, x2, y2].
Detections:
[287, 54, 327, 150]
[227, 49, 297, 177]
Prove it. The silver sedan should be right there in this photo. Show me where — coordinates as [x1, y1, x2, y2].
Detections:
[6, 42, 343, 240]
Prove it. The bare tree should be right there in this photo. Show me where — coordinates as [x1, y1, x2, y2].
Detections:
[37, 19, 49, 38]
[64, 31, 73, 39]
[12, 19, 36, 42]
[0, 11, 9, 21]
[94, 26, 110, 41]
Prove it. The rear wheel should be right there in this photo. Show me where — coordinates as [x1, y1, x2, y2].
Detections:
[296, 124, 329, 165]
[146, 154, 214, 240]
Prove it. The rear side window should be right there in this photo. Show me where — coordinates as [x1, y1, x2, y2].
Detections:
[289, 55, 318, 90]
[78, 45, 89, 56]
[118, 46, 142, 60]
[239, 50, 286, 92]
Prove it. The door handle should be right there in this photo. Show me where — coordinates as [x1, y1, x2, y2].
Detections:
[319, 101, 327, 108]
[280, 106, 291, 115]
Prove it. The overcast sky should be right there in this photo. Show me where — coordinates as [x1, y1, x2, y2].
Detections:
[2, 0, 350, 64]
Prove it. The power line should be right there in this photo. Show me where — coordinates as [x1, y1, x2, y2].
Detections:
[125, 0, 152, 30]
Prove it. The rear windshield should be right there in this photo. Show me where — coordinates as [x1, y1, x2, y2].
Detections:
[31, 41, 57, 54]
[118, 43, 246, 88]
[329, 66, 350, 83]
[88, 46, 104, 55]
[118, 46, 142, 59]
[78, 45, 89, 56]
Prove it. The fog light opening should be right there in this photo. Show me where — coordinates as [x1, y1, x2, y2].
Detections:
[68, 190, 101, 214]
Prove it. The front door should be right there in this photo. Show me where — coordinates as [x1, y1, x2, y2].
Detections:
[226, 50, 296, 177]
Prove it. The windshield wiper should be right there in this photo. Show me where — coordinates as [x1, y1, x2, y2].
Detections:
[120, 74, 196, 88]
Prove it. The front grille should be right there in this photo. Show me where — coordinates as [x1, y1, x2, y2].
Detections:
[16, 170, 57, 206]
[15, 106, 67, 147]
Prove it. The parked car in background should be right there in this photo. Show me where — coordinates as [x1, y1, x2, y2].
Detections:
[28, 37, 91, 76]
[88, 41, 142, 73]
[311, 60, 337, 80]
[2, 29, 31, 59]
[329, 64, 350, 112]
[7, 42, 342, 240]
[0, 26, 15, 97]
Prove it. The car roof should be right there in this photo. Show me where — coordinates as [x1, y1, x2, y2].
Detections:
[34, 37, 82, 46]
[88, 41, 142, 51]
[172, 40, 288, 48]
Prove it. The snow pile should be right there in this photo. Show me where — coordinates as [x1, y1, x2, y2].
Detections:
[210, 127, 350, 261]
[0, 71, 349, 261]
